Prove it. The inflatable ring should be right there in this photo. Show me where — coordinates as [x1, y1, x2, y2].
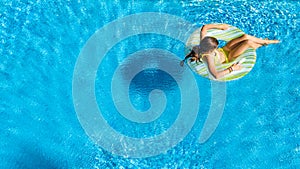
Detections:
[185, 24, 256, 81]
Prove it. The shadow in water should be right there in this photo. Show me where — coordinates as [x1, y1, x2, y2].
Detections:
[115, 48, 186, 91]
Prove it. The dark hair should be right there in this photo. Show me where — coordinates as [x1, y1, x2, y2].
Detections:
[181, 46, 200, 63]
[199, 36, 219, 55]
[180, 37, 219, 66]
[191, 45, 200, 56]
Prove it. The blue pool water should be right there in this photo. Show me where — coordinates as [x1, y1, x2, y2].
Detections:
[1, 0, 300, 168]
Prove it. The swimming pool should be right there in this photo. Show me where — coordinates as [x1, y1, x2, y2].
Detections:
[1, 0, 300, 168]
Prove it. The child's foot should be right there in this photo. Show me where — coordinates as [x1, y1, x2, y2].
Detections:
[263, 38, 280, 46]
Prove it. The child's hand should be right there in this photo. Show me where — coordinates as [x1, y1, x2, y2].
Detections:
[220, 24, 230, 30]
[232, 62, 242, 71]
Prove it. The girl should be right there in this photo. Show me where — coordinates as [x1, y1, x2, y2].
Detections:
[180, 24, 280, 79]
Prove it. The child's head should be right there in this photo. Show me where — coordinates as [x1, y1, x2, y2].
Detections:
[199, 36, 219, 54]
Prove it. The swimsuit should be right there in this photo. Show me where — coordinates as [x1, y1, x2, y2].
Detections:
[200, 48, 229, 64]
[217, 48, 229, 63]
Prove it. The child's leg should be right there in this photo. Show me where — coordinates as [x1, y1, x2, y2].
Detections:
[245, 34, 280, 45]
[227, 40, 262, 62]
[223, 34, 248, 51]
[223, 34, 280, 51]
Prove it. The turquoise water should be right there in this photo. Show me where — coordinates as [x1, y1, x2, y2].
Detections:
[1, 0, 300, 168]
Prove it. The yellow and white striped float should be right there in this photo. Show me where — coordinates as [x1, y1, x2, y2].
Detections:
[186, 24, 256, 81]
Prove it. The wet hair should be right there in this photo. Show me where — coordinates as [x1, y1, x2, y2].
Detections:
[180, 37, 219, 65]
[199, 36, 219, 55]
[182, 46, 200, 63]
[191, 46, 200, 56]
